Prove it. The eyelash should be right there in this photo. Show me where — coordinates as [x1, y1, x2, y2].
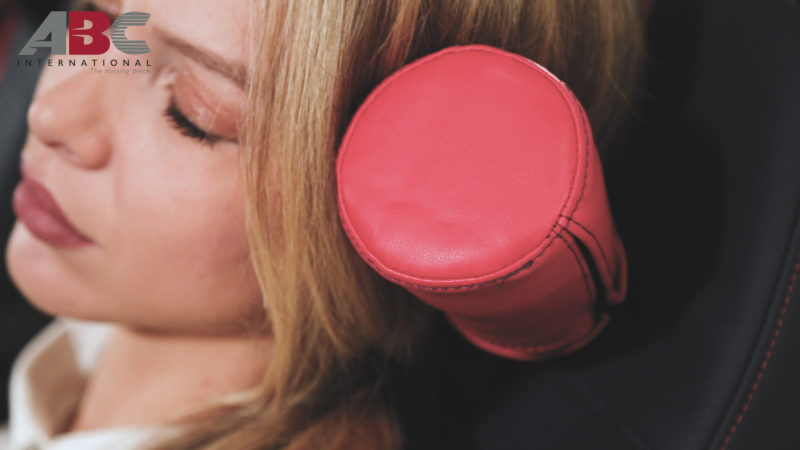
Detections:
[76, 0, 224, 147]
[164, 99, 222, 146]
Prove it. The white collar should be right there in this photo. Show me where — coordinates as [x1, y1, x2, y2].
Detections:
[6, 320, 173, 450]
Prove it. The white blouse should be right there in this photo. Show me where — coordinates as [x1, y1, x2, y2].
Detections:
[0, 320, 174, 450]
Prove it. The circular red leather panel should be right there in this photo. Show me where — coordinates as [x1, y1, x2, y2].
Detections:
[337, 45, 588, 287]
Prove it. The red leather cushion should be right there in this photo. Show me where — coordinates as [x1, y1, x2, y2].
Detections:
[337, 45, 627, 361]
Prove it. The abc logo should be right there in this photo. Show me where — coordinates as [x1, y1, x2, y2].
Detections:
[19, 11, 150, 56]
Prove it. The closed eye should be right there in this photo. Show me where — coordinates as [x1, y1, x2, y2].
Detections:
[164, 98, 222, 146]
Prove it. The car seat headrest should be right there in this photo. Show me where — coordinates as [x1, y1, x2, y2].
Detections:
[337, 45, 628, 361]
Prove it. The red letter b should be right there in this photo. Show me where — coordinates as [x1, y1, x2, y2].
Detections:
[68, 11, 110, 55]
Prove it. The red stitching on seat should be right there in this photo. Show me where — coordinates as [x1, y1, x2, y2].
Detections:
[719, 250, 800, 450]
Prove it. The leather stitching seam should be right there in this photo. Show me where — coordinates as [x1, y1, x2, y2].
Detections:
[718, 250, 800, 450]
[561, 215, 613, 276]
[558, 234, 594, 300]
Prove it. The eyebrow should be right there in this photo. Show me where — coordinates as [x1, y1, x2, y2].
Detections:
[153, 27, 249, 90]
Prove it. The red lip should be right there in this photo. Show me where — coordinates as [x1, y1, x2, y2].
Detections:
[12, 166, 93, 248]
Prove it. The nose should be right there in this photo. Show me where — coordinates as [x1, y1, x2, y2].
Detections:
[27, 68, 112, 170]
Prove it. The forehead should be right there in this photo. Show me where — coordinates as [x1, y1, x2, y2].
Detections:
[135, 0, 254, 63]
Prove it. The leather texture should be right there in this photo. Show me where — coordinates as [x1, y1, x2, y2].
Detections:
[337, 45, 627, 361]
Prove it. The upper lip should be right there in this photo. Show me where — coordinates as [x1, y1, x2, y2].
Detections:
[19, 160, 93, 243]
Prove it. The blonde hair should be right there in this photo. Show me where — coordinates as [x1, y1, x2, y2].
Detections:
[154, 1, 644, 448]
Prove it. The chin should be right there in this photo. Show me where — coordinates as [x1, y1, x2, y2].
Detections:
[5, 222, 96, 319]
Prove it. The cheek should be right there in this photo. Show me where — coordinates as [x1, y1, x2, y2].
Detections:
[106, 162, 261, 332]
[99, 95, 259, 332]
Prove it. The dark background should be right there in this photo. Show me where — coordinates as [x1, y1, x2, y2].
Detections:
[0, 0, 62, 422]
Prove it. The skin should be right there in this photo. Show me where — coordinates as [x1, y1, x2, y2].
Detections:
[5, 0, 271, 432]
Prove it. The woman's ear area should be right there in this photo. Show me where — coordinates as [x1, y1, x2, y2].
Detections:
[336, 45, 628, 361]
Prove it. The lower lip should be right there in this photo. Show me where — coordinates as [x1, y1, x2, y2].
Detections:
[12, 180, 93, 248]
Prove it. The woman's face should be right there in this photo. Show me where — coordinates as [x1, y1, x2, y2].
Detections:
[5, 0, 262, 335]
